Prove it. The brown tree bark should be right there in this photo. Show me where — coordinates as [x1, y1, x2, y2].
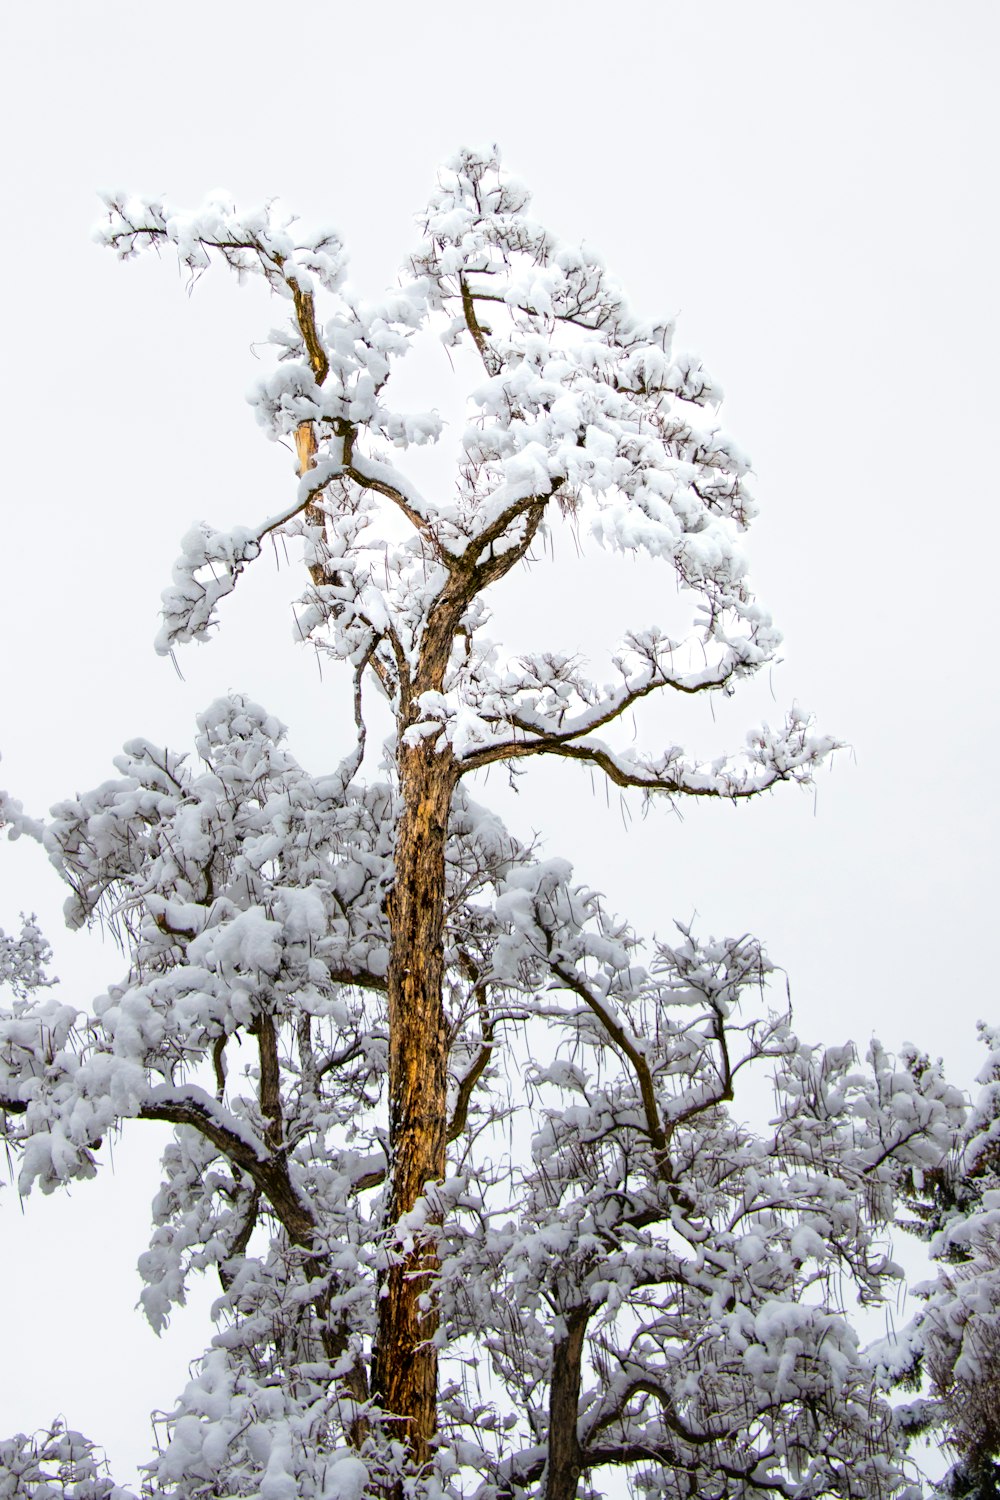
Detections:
[371, 739, 455, 1471]
[545, 1305, 589, 1500]
[296, 408, 463, 1470]
[292, 404, 551, 1471]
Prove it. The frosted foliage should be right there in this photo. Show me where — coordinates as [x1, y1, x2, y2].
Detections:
[0, 700, 966, 1498]
[0, 915, 53, 998]
[0, 149, 961, 1498]
[896, 1026, 1000, 1490]
[0, 1422, 134, 1499]
[96, 148, 826, 805]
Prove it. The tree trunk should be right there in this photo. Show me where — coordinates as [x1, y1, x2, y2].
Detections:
[372, 741, 454, 1471]
[545, 1305, 588, 1500]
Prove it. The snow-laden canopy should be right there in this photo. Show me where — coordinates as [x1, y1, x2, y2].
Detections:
[0, 148, 971, 1499]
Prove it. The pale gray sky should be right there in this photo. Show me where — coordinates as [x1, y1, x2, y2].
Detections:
[1, 1, 997, 1484]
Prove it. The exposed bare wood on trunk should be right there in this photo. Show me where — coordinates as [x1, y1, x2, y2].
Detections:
[288, 327, 569, 1469]
[364, 490, 562, 1473]
[372, 740, 455, 1470]
[294, 420, 329, 591]
[545, 1305, 589, 1500]
[294, 419, 320, 478]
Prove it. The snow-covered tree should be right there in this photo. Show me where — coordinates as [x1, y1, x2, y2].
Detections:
[896, 1029, 1000, 1496]
[0, 1422, 128, 1500]
[0, 148, 965, 1497]
[0, 916, 53, 1000]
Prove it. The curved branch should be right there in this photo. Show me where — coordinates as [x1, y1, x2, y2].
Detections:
[459, 280, 632, 341]
[446, 1042, 492, 1145]
[212, 1034, 227, 1101]
[467, 487, 559, 587]
[579, 1439, 796, 1497]
[218, 1185, 261, 1292]
[547, 958, 666, 1159]
[456, 655, 738, 779]
[350, 1162, 387, 1194]
[133, 1091, 317, 1250]
[0, 1082, 319, 1254]
[289, 282, 329, 385]
[462, 728, 830, 803]
[446, 955, 494, 1145]
[345, 448, 443, 557]
[459, 272, 498, 373]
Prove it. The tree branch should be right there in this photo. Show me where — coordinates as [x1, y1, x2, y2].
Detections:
[133, 1092, 317, 1250]
[459, 272, 497, 372]
[288, 282, 329, 386]
[455, 652, 739, 779]
[344, 448, 444, 558]
[547, 959, 666, 1159]
[218, 1185, 261, 1292]
[462, 730, 821, 802]
[579, 1439, 797, 1497]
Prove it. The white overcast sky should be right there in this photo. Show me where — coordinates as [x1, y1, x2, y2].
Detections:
[1, 0, 998, 1485]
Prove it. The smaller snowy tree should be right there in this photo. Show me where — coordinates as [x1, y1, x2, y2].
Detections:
[898, 1028, 1000, 1496]
[0, 1422, 128, 1500]
[0, 916, 53, 1000]
[0, 148, 968, 1498]
[0, 720, 968, 1497]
